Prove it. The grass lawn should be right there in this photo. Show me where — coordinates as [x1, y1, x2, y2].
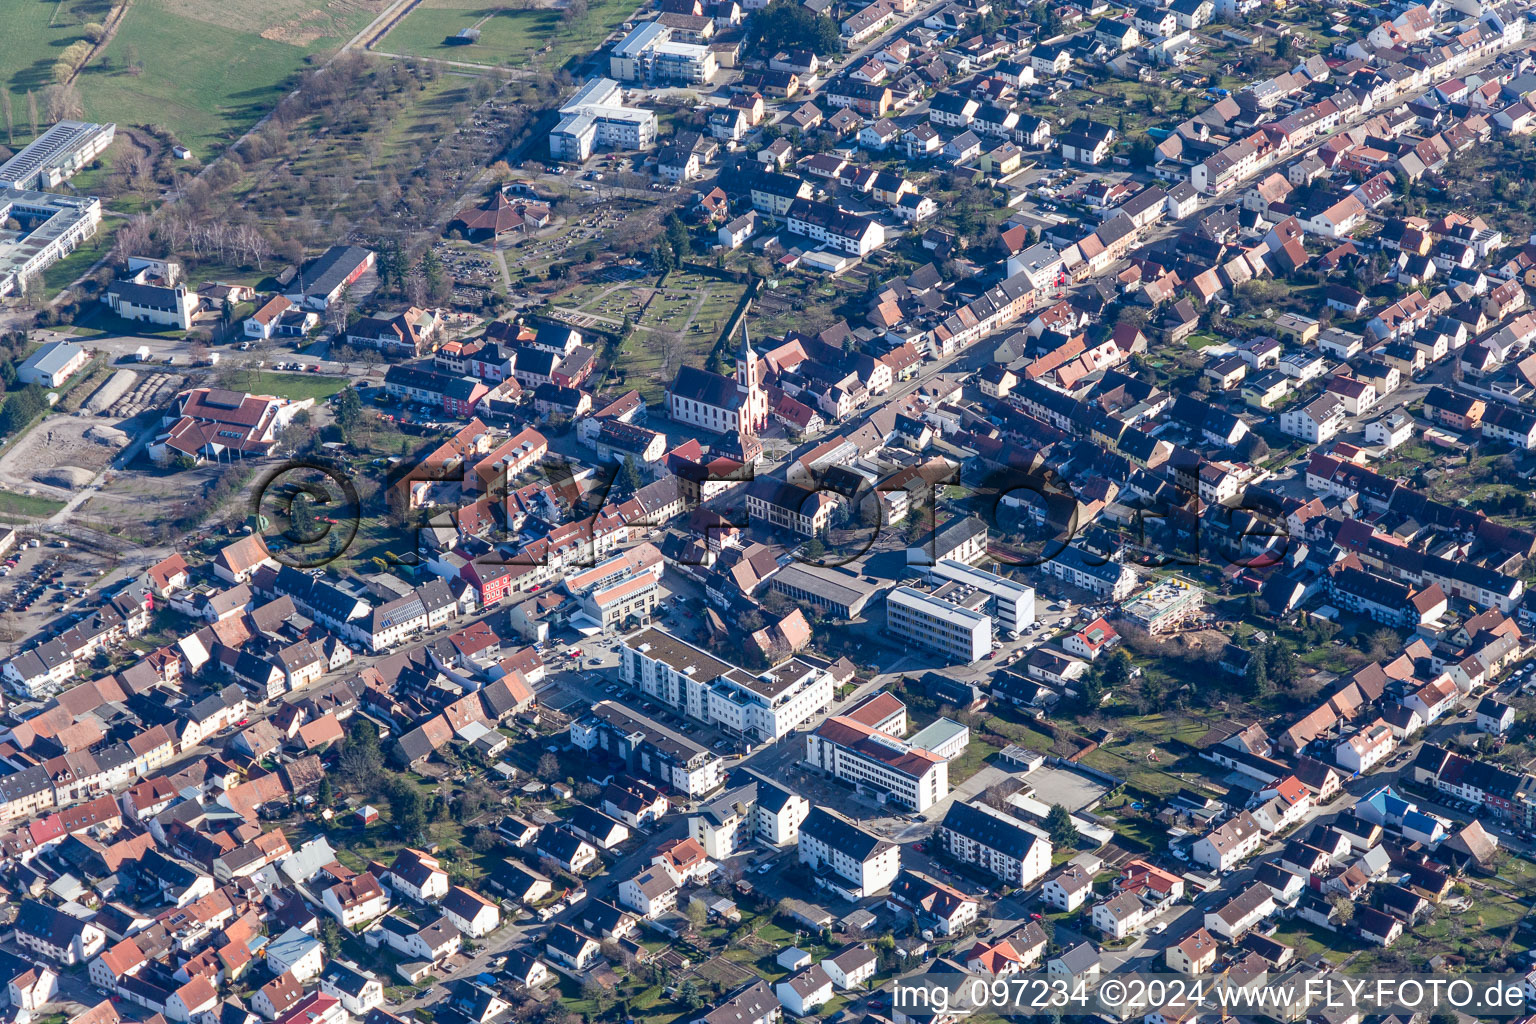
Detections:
[78, 0, 386, 158]
[0, 490, 66, 519]
[229, 371, 349, 402]
[601, 267, 746, 402]
[944, 734, 994, 785]
[0, 0, 114, 96]
[381, 0, 643, 72]
[39, 222, 118, 298]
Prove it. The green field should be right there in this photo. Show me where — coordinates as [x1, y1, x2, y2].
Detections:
[0, 0, 115, 98]
[14, 0, 389, 159]
[379, 0, 642, 72]
[233, 371, 349, 403]
[0, 490, 67, 519]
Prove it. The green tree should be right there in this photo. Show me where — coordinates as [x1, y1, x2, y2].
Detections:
[619, 454, 644, 493]
[388, 777, 428, 840]
[745, 0, 840, 54]
[319, 918, 344, 958]
[1263, 641, 1298, 689]
[0, 386, 45, 436]
[1047, 804, 1078, 846]
[1100, 648, 1133, 689]
[654, 241, 676, 274]
[665, 214, 692, 259]
[1247, 652, 1271, 698]
[317, 777, 334, 807]
[335, 386, 364, 438]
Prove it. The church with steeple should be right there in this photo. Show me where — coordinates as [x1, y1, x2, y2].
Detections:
[666, 325, 769, 438]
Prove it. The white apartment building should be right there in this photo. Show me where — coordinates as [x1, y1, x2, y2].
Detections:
[888, 586, 992, 663]
[550, 78, 658, 162]
[570, 701, 724, 797]
[1280, 393, 1347, 443]
[1336, 720, 1397, 774]
[610, 22, 717, 84]
[925, 559, 1036, 637]
[798, 807, 900, 899]
[1192, 811, 1262, 873]
[621, 628, 832, 742]
[690, 774, 810, 858]
[937, 801, 1052, 887]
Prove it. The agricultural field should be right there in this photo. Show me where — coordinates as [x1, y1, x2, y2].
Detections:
[378, 0, 643, 72]
[57, 0, 387, 158]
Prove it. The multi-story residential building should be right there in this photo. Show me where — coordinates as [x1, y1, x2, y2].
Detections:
[1041, 545, 1137, 600]
[570, 701, 724, 796]
[784, 199, 886, 256]
[1166, 928, 1219, 974]
[1192, 811, 1262, 872]
[620, 628, 833, 742]
[1203, 883, 1276, 942]
[690, 773, 810, 857]
[798, 807, 900, 899]
[609, 22, 717, 84]
[1092, 891, 1151, 940]
[886, 870, 980, 936]
[1041, 864, 1094, 912]
[550, 79, 658, 161]
[937, 802, 1052, 887]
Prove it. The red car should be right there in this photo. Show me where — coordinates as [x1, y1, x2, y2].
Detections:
[236, 718, 249, 727]
[1029, 912, 1044, 921]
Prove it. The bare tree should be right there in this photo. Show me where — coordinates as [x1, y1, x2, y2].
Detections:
[653, 329, 686, 379]
[25, 91, 37, 140]
[1, 91, 11, 146]
[43, 84, 83, 122]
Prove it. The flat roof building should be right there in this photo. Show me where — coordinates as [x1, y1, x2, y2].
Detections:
[768, 563, 879, 618]
[888, 585, 991, 664]
[926, 559, 1035, 636]
[620, 627, 832, 742]
[0, 121, 116, 190]
[550, 78, 658, 162]
[0, 188, 103, 298]
[1120, 577, 1203, 634]
[610, 22, 717, 84]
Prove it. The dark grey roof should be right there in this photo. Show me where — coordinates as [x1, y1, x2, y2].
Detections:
[297, 246, 373, 299]
[939, 801, 1045, 862]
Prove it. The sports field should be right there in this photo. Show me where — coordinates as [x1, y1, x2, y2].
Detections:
[378, 0, 641, 72]
[0, 0, 388, 159]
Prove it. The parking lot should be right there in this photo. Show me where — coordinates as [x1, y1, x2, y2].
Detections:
[0, 542, 112, 639]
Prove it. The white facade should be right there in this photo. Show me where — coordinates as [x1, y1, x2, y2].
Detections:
[888, 586, 991, 663]
[798, 810, 901, 897]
